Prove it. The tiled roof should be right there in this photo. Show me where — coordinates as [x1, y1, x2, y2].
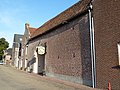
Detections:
[31, 0, 91, 39]
[29, 27, 37, 36]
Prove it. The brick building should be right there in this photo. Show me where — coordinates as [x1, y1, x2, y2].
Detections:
[25, 0, 120, 89]
[92, 0, 120, 89]
[21, 23, 36, 70]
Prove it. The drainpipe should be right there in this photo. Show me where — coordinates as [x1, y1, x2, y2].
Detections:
[88, 3, 96, 88]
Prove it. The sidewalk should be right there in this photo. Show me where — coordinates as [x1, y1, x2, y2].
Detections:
[31, 73, 103, 90]
[11, 65, 104, 90]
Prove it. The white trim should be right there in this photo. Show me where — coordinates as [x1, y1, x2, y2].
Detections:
[117, 44, 120, 65]
[33, 50, 38, 73]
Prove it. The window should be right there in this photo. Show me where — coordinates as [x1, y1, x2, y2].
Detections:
[117, 43, 120, 66]
[19, 38, 22, 41]
[25, 46, 28, 55]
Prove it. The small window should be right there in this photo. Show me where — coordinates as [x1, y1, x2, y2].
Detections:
[25, 46, 28, 55]
[117, 43, 120, 66]
[19, 38, 22, 41]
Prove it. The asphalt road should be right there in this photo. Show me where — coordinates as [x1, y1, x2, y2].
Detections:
[0, 65, 73, 90]
[0, 65, 102, 90]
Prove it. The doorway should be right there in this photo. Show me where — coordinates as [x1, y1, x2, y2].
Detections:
[38, 54, 45, 75]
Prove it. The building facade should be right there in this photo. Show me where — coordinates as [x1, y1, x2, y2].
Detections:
[21, 0, 120, 89]
[12, 34, 23, 68]
[28, 0, 93, 87]
[92, 0, 120, 89]
[3, 48, 12, 65]
[21, 23, 36, 71]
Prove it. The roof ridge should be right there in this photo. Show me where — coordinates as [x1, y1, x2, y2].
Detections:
[31, 0, 91, 39]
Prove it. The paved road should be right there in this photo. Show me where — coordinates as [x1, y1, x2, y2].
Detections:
[0, 65, 102, 90]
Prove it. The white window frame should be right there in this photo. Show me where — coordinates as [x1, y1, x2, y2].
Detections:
[25, 46, 28, 55]
[117, 43, 120, 66]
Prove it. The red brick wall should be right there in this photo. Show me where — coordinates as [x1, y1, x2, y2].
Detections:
[93, 0, 120, 89]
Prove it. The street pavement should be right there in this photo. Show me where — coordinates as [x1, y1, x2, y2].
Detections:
[0, 65, 102, 90]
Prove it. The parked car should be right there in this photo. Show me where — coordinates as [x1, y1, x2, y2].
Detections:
[0, 62, 5, 65]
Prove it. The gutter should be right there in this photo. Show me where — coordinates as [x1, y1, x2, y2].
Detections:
[88, 3, 96, 88]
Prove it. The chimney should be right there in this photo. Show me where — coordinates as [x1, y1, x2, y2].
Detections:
[25, 23, 30, 30]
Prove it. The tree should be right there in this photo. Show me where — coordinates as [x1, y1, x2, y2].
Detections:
[0, 38, 9, 60]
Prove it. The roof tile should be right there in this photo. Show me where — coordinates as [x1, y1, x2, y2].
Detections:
[31, 0, 91, 39]
[29, 27, 37, 36]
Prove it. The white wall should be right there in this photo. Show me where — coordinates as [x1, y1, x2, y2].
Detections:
[33, 50, 38, 74]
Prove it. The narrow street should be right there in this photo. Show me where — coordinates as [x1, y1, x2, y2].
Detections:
[0, 65, 101, 90]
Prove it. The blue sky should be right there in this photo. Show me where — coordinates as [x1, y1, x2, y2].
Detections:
[0, 0, 79, 48]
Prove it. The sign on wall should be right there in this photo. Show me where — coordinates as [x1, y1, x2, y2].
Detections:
[37, 46, 45, 55]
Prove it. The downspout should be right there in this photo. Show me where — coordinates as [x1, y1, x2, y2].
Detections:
[88, 3, 96, 88]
